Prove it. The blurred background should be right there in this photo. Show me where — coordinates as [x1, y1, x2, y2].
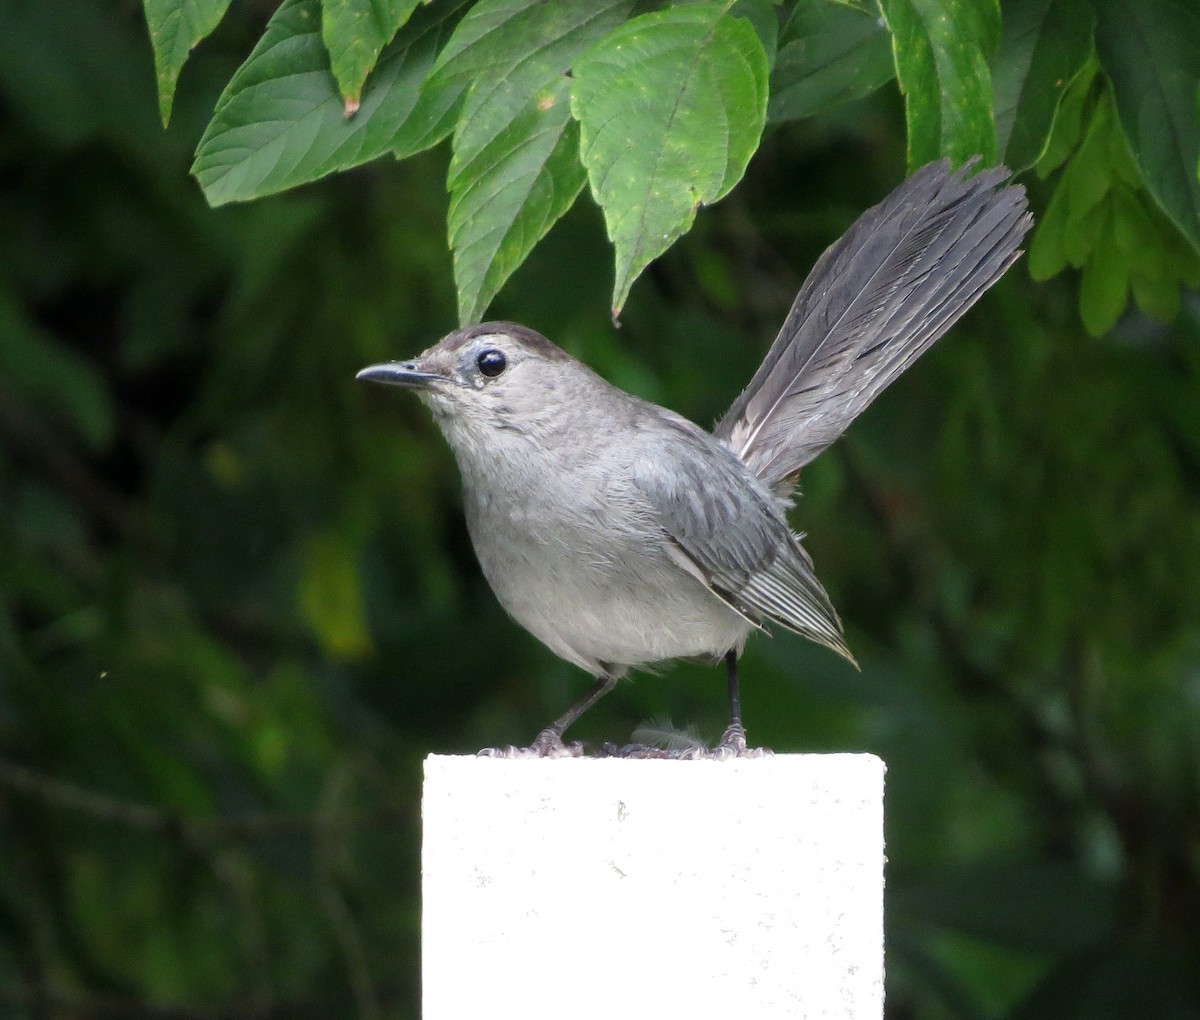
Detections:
[2, 2, 1199, 1018]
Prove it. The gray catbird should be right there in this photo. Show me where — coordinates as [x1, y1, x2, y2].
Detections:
[359, 161, 1031, 757]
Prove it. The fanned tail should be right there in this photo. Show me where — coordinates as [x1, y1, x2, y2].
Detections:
[715, 160, 1032, 491]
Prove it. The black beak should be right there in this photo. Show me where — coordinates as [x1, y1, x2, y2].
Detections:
[356, 361, 444, 388]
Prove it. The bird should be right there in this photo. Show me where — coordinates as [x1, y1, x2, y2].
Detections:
[358, 160, 1032, 757]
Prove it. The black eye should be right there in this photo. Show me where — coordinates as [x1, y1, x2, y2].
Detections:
[476, 349, 507, 378]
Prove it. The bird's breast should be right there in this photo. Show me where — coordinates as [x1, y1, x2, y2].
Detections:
[456, 450, 751, 672]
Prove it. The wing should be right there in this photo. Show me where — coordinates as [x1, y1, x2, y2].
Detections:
[631, 415, 854, 663]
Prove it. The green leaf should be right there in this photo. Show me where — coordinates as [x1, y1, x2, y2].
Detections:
[571, 5, 769, 317]
[878, 0, 1000, 167]
[142, 0, 233, 126]
[731, 0, 780, 64]
[1166, 216, 1200, 287]
[1118, 190, 1181, 322]
[1078, 205, 1127, 335]
[769, 0, 895, 123]
[448, 116, 586, 324]
[319, 0, 421, 112]
[1114, 184, 1200, 322]
[1093, 0, 1200, 251]
[1062, 90, 1118, 236]
[1034, 56, 1098, 177]
[428, 0, 632, 324]
[1059, 198, 1103, 268]
[192, 0, 469, 207]
[1027, 171, 1069, 279]
[990, 0, 1093, 172]
[1027, 79, 1197, 334]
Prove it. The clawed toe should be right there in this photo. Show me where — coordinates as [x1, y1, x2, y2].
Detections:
[477, 731, 586, 759]
[476, 723, 771, 760]
[595, 738, 772, 760]
[711, 722, 773, 759]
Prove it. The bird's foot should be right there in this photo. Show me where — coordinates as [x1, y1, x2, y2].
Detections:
[708, 722, 773, 760]
[596, 728, 773, 760]
[477, 729, 586, 759]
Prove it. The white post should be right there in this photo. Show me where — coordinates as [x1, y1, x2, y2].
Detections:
[423, 754, 885, 1019]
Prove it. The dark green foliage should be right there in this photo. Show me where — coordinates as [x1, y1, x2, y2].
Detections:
[148, 0, 1200, 331]
[1028, 62, 1200, 334]
[0, 1, 1198, 1018]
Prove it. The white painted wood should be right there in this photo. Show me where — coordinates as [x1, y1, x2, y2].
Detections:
[423, 754, 885, 1019]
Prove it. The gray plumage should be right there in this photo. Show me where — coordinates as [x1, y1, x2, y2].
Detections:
[416, 342, 850, 670]
[717, 160, 1032, 491]
[358, 160, 1031, 751]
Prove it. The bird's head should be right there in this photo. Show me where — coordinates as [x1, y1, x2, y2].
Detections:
[357, 322, 595, 446]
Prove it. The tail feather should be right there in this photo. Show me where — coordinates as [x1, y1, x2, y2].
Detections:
[715, 160, 1032, 490]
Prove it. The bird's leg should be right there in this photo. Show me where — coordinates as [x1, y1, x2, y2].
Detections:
[713, 651, 771, 759]
[478, 675, 617, 758]
[714, 649, 747, 752]
[606, 652, 773, 759]
[597, 654, 773, 759]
